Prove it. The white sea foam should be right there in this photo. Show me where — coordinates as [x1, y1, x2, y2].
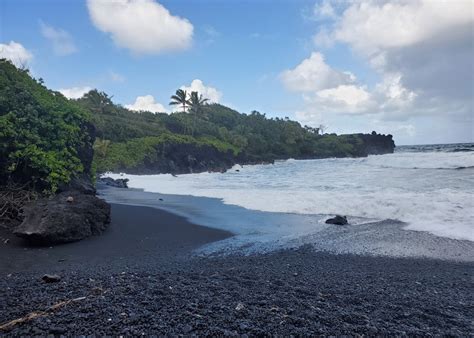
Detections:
[367, 151, 474, 169]
[106, 149, 474, 242]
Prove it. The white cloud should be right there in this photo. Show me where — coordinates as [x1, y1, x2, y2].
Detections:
[330, 0, 473, 57]
[313, 28, 334, 48]
[313, 0, 337, 20]
[297, 84, 374, 123]
[280, 52, 354, 92]
[317, 84, 370, 107]
[281, 52, 372, 118]
[311, 0, 474, 118]
[290, 0, 473, 142]
[87, 0, 193, 55]
[40, 21, 77, 56]
[180, 79, 222, 103]
[125, 95, 167, 113]
[59, 86, 92, 99]
[0, 41, 33, 67]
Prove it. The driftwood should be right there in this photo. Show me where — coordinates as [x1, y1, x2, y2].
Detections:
[0, 296, 86, 332]
[0, 181, 38, 228]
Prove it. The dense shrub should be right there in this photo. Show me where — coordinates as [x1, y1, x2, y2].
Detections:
[0, 59, 93, 192]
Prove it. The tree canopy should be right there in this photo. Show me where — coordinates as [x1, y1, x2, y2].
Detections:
[0, 59, 93, 192]
[74, 89, 375, 173]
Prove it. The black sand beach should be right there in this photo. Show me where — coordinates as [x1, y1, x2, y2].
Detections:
[0, 204, 232, 274]
[1, 203, 473, 335]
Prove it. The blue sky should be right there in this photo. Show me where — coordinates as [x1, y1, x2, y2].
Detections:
[1, 0, 473, 145]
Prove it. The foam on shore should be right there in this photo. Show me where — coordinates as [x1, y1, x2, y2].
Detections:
[105, 150, 474, 243]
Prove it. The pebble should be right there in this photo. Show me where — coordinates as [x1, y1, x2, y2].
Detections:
[1, 248, 471, 335]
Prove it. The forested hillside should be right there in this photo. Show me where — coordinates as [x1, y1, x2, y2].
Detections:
[0, 59, 94, 192]
[76, 90, 395, 174]
[0, 59, 395, 183]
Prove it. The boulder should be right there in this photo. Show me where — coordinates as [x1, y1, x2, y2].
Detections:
[325, 215, 348, 225]
[98, 177, 129, 188]
[57, 175, 96, 195]
[42, 274, 61, 283]
[14, 191, 110, 245]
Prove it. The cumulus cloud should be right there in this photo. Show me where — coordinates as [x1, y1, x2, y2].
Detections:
[87, 0, 193, 55]
[312, 0, 473, 118]
[125, 95, 167, 113]
[330, 0, 473, 56]
[0, 41, 33, 67]
[59, 86, 92, 99]
[288, 0, 473, 140]
[316, 85, 371, 108]
[280, 52, 354, 92]
[281, 52, 372, 117]
[180, 79, 222, 103]
[40, 21, 77, 56]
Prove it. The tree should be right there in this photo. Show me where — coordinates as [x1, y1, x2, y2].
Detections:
[186, 91, 209, 136]
[304, 125, 319, 134]
[169, 89, 189, 112]
[188, 91, 209, 117]
[93, 138, 111, 158]
[0, 59, 92, 192]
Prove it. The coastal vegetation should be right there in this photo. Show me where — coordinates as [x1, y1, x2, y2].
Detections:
[0, 59, 94, 193]
[0, 59, 110, 242]
[0, 58, 395, 192]
[75, 89, 394, 174]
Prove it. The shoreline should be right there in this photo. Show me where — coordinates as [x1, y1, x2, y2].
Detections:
[1, 190, 473, 335]
[98, 185, 474, 262]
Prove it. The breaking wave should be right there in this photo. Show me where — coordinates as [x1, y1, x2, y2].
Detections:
[106, 144, 474, 242]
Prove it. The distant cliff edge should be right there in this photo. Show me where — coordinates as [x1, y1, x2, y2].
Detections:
[356, 132, 395, 156]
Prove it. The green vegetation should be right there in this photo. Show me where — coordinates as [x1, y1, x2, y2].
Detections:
[92, 133, 238, 173]
[169, 88, 189, 112]
[74, 89, 372, 173]
[0, 60, 390, 183]
[0, 59, 93, 192]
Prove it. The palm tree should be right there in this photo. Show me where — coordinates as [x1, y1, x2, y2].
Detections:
[169, 89, 189, 112]
[185, 91, 209, 136]
[93, 138, 111, 158]
[188, 91, 209, 117]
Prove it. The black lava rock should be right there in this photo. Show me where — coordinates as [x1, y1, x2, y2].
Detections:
[325, 215, 348, 225]
[41, 274, 61, 283]
[13, 191, 111, 245]
[98, 177, 129, 188]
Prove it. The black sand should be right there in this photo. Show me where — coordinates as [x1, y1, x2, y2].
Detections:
[1, 204, 473, 335]
[0, 204, 232, 275]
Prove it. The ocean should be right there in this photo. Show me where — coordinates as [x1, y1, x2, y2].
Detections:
[104, 143, 474, 259]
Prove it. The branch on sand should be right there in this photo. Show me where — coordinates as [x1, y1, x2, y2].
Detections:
[0, 181, 38, 227]
[0, 296, 86, 332]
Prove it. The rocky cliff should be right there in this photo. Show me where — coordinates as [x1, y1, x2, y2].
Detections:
[357, 132, 396, 156]
[108, 132, 395, 176]
[116, 142, 238, 175]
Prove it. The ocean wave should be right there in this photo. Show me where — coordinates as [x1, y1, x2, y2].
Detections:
[376, 165, 474, 170]
[105, 150, 474, 243]
[365, 151, 474, 170]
